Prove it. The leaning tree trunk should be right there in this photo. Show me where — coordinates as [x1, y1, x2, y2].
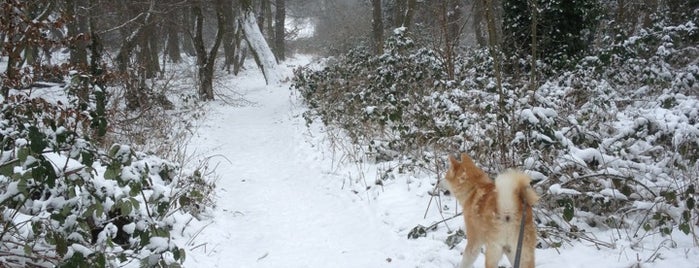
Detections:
[239, 8, 281, 84]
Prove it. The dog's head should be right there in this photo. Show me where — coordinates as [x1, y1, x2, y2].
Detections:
[445, 153, 491, 201]
[446, 153, 488, 182]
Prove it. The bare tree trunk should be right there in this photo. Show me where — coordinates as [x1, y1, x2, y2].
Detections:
[371, 0, 383, 55]
[439, 0, 462, 80]
[116, 1, 155, 73]
[222, 0, 236, 73]
[165, 15, 182, 63]
[642, 0, 659, 29]
[64, 0, 90, 103]
[273, 0, 285, 61]
[181, 7, 196, 56]
[528, 0, 538, 101]
[231, 0, 247, 75]
[66, 0, 88, 69]
[391, 0, 416, 30]
[403, 0, 417, 30]
[193, 0, 225, 100]
[473, 0, 486, 46]
[258, 0, 268, 35]
[483, 0, 508, 165]
[264, 0, 274, 38]
[1, 1, 54, 97]
[233, 36, 247, 75]
[88, 0, 107, 139]
[138, 22, 160, 79]
[394, 0, 407, 27]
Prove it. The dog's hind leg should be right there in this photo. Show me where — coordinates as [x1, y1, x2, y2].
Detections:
[519, 246, 536, 268]
[484, 243, 504, 268]
[504, 242, 535, 268]
[459, 239, 482, 268]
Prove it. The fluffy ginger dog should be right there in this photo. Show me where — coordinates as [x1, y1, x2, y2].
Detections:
[445, 153, 539, 268]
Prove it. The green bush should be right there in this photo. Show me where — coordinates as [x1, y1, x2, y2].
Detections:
[0, 92, 210, 266]
[293, 22, 699, 245]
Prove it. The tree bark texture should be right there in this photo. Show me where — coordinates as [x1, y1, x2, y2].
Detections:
[371, 0, 383, 55]
[273, 0, 285, 61]
[192, 0, 225, 100]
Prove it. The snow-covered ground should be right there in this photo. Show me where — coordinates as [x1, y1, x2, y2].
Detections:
[181, 56, 699, 268]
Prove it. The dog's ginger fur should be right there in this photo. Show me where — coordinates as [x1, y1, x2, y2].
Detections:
[445, 153, 539, 268]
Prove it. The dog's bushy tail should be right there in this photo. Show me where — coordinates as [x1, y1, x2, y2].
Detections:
[494, 170, 539, 213]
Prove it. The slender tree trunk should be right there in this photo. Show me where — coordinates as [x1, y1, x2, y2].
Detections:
[88, 0, 103, 84]
[88, 0, 107, 139]
[116, 1, 154, 73]
[165, 16, 182, 63]
[66, 0, 88, 69]
[264, 0, 274, 38]
[182, 7, 196, 56]
[394, 0, 407, 27]
[473, 0, 486, 46]
[192, 4, 207, 98]
[439, 0, 461, 80]
[232, 0, 247, 75]
[273, 0, 285, 61]
[257, 0, 267, 34]
[403, 0, 417, 30]
[484, 0, 508, 165]
[193, 0, 225, 100]
[642, 0, 658, 29]
[67, 0, 90, 102]
[371, 0, 383, 55]
[528, 0, 538, 102]
[233, 25, 247, 75]
[138, 23, 160, 79]
[222, 0, 236, 72]
[1, 1, 54, 97]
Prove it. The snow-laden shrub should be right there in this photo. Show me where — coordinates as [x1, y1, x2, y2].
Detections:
[525, 21, 699, 241]
[0, 93, 211, 266]
[293, 28, 451, 165]
[294, 22, 698, 246]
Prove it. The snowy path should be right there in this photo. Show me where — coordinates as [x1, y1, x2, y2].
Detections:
[181, 57, 699, 268]
[183, 59, 409, 267]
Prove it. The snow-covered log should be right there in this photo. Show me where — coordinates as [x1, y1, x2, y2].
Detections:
[239, 10, 282, 85]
